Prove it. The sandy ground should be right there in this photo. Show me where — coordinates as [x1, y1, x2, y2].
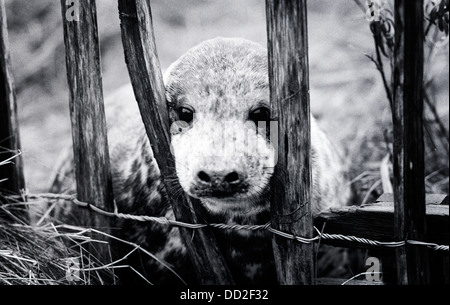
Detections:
[4, 0, 448, 194]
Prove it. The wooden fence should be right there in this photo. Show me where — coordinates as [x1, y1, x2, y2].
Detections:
[0, 0, 448, 285]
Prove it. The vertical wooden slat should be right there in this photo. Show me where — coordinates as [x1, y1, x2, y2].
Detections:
[60, 0, 114, 261]
[117, 0, 234, 284]
[266, 0, 314, 285]
[0, 0, 26, 199]
[392, 0, 430, 285]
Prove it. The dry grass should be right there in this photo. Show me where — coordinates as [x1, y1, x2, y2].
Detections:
[0, 179, 195, 285]
[0, 198, 190, 285]
[0, 200, 115, 285]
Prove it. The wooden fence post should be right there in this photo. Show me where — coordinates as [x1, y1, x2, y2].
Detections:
[60, 0, 114, 263]
[392, 0, 430, 285]
[0, 0, 27, 221]
[0, 1, 26, 197]
[117, 0, 234, 284]
[266, 0, 315, 284]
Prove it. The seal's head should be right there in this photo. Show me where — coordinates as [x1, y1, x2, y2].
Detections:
[164, 37, 276, 216]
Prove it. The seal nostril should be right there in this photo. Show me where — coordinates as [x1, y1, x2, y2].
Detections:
[224, 171, 240, 184]
[197, 171, 211, 183]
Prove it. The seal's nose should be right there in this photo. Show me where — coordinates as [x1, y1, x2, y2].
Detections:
[196, 170, 244, 188]
[224, 171, 240, 184]
[197, 171, 211, 184]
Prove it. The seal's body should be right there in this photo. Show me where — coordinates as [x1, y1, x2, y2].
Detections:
[50, 37, 350, 284]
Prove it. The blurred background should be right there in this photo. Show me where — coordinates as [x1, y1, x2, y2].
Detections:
[4, 0, 449, 199]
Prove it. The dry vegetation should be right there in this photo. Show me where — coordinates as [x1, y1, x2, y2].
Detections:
[0, 0, 448, 284]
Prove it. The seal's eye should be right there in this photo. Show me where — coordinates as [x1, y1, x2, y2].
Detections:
[248, 107, 270, 124]
[178, 106, 194, 124]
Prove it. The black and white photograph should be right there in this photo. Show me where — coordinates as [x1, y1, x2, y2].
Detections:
[0, 0, 448, 292]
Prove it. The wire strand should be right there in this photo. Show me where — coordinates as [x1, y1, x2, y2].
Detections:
[18, 193, 450, 252]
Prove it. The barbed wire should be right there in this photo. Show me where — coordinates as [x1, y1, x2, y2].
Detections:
[15, 193, 450, 252]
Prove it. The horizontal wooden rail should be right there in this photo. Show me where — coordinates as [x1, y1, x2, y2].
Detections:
[315, 194, 448, 249]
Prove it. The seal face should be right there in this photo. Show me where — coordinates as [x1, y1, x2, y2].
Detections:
[49, 37, 351, 284]
[165, 38, 276, 217]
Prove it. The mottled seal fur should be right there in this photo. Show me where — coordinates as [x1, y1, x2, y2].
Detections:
[49, 37, 351, 284]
